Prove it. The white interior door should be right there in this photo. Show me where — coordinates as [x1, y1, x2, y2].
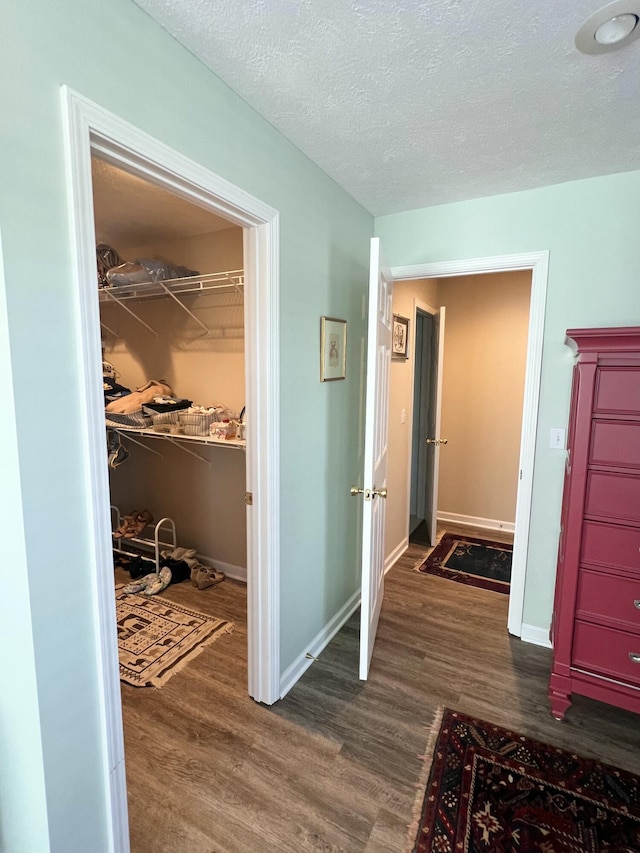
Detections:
[425, 306, 446, 546]
[356, 237, 392, 680]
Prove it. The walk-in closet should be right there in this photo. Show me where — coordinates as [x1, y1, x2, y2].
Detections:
[92, 155, 248, 675]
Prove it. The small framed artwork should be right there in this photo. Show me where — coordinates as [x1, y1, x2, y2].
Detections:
[392, 315, 409, 360]
[320, 317, 347, 381]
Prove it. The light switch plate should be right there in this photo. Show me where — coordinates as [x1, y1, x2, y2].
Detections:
[550, 428, 566, 449]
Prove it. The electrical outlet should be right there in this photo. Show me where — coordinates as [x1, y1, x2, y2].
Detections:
[550, 428, 566, 449]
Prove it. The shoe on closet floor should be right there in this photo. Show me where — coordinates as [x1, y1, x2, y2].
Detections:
[128, 556, 156, 579]
[191, 564, 225, 590]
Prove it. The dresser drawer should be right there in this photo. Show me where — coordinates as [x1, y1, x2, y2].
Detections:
[590, 421, 640, 469]
[594, 367, 640, 416]
[585, 471, 640, 524]
[581, 521, 640, 573]
[572, 621, 640, 686]
[576, 568, 640, 627]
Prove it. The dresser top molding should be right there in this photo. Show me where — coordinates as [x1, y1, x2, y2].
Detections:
[565, 327, 640, 356]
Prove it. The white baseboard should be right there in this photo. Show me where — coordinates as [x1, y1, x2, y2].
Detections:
[520, 623, 552, 648]
[279, 588, 361, 699]
[197, 554, 247, 583]
[437, 511, 515, 534]
[385, 537, 408, 574]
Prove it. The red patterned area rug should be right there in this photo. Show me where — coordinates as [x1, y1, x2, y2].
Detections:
[408, 707, 640, 852]
[418, 533, 512, 594]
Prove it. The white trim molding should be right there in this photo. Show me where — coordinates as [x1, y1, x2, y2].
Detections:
[61, 86, 281, 852]
[521, 623, 552, 649]
[197, 556, 247, 584]
[437, 512, 515, 534]
[390, 251, 549, 641]
[279, 590, 361, 699]
[384, 537, 408, 574]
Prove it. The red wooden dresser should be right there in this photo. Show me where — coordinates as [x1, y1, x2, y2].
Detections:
[549, 326, 640, 720]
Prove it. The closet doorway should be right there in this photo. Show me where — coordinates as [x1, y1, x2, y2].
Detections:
[63, 88, 280, 848]
[94, 157, 249, 587]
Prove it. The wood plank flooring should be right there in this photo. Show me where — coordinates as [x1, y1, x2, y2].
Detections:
[118, 529, 640, 852]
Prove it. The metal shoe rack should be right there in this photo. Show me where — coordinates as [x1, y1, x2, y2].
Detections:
[111, 505, 177, 575]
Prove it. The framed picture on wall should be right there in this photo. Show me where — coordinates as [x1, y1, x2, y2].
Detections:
[392, 315, 409, 360]
[320, 317, 347, 381]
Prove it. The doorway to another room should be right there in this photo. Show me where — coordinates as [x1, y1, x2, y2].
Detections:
[409, 270, 531, 556]
[384, 252, 548, 640]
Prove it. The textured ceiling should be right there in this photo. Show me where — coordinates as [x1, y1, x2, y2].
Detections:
[91, 158, 233, 250]
[132, 0, 640, 215]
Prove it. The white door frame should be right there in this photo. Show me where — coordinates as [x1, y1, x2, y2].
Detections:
[61, 87, 280, 852]
[392, 251, 549, 638]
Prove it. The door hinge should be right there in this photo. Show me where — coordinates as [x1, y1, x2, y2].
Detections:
[245, 492, 253, 506]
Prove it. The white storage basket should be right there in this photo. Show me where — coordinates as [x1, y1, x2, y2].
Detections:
[178, 410, 217, 436]
[151, 411, 181, 426]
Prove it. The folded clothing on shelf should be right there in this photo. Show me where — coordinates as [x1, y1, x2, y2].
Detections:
[142, 397, 192, 414]
[104, 377, 132, 405]
[106, 380, 174, 415]
[106, 409, 153, 430]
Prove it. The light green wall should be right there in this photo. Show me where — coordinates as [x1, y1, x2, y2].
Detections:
[375, 171, 640, 631]
[0, 233, 50, 852]
[3, 0, 372, 848]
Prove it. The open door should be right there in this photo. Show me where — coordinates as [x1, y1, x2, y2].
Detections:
[352, 237, 392, 680]
[424, 306, 446, 545]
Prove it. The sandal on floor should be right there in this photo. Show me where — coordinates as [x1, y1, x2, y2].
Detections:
[194, 566, 225, 590]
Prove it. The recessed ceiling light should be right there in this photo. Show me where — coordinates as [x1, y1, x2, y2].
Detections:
[576, 0, 640, 53]
[594, 12, 638, 42]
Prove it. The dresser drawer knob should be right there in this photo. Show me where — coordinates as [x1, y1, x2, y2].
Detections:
[629, 653, 640, 664]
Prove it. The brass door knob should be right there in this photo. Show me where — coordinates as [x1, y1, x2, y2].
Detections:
[372, 486, 387, 499]
[350, 486, 364, 496]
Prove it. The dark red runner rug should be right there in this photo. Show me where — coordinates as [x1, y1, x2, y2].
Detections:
[409, 708, 640, 852]
[418, 533, 512, 594]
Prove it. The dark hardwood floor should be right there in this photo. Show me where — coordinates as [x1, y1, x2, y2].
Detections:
[118, 530, 640, 852]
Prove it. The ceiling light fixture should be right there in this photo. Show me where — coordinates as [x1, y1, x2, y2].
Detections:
[576, 0, 640, 53]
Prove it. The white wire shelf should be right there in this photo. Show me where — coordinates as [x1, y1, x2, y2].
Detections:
[99, 269, 244, 337]
[112, 425, 246, 465]
[98, 269, 244, 302]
